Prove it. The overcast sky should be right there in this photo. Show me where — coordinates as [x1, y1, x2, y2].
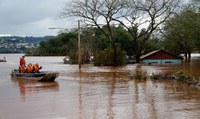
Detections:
[0, 0, 77, 37]
[0, 0, 190, 37]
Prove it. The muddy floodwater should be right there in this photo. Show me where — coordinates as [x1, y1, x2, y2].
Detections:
[0, 54, 200, 119]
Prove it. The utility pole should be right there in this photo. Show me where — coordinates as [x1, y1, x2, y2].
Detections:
[78, 20, 81, 68]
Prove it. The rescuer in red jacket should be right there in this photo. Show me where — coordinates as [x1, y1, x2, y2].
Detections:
[20, 55, 26, 66]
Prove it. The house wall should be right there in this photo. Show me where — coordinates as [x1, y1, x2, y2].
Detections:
[142, 59, 182, 64]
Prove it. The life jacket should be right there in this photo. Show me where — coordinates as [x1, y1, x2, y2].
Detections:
[19, 66, 26, 73]
[26, 65, 33, 73]
[20, 57, 25, 66]
[33, 64, 39, 72]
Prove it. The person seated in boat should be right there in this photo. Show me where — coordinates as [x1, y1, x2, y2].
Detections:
[33, 63, 42, 73]
[19, 65, 26, 73]
[26, 63, 33, 73]
[20, 55, 26, 66]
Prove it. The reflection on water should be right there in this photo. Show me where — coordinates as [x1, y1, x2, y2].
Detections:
[11, 77, 59, 96]
[0, 54, 200, 119]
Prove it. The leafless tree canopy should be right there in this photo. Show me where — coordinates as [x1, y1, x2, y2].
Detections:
[61, 0, 180, 33]
[61, 0, 181, 63]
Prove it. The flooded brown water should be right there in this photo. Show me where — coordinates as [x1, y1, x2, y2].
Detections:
[0, 54, 200, 119]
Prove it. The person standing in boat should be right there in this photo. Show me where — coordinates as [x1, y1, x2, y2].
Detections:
[19, 55, 26, 73]
[20, 55, 26, 66]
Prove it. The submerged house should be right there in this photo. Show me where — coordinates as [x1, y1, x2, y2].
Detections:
[140, 50, 183, 64]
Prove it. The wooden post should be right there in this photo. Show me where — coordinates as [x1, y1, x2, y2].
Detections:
[78, 20, 81, 68]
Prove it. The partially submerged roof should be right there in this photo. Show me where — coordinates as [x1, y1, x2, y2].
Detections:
[140, 49, 183, 60]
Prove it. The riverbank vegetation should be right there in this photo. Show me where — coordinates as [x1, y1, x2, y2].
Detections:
[26, 0, 200, 66]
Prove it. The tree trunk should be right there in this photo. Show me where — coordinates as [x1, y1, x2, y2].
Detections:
[113, 47, 117, 66]
[184, 53, 188, 61]
[135, 52, 141, 63]
[188, 52, 191, 60]
[185, 52, 191, 64]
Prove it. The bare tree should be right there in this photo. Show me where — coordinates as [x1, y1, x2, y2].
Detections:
[61, 0, 180, 64]
[61, 0, 129, 66]
[112, 0, 181, 62]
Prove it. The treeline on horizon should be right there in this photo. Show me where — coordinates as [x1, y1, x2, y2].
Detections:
[26, 0, 200, 66]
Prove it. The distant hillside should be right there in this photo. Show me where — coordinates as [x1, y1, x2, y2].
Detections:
[0, 36, 55, 43]
[0, 36, 55, 53]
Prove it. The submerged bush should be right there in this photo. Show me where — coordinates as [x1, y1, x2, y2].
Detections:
[150, 73, 161, 80]
[130, 67, 148, 80]
[150, 72, 175, 80]
[175, 70, 190, 82]
[149, 70, 200, 86]
[175, 70, 200, 85]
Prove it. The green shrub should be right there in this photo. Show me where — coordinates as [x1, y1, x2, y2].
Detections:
[94, 48, 126, 66]
[66, 49, 78, 64]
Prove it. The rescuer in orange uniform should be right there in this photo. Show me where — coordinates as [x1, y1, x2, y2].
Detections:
[19, 65, 26, 73]
[33, 63, 42, 73]
[26, 63, 33, 73]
